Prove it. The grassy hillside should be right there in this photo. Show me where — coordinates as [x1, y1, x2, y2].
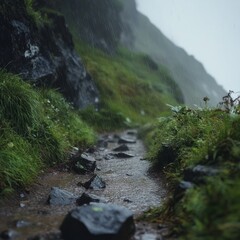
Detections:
[0, 70, 95, 195]
[73, 38, 183, 131]
[143, 94, 240, 239]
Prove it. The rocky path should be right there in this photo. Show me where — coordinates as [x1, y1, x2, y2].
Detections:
[0, 130, 167, 240]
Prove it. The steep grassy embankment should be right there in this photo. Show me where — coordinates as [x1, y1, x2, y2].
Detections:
[143, 95, 240, 239]
[0, 70, 95, 195]
[74, 39, 183, 131]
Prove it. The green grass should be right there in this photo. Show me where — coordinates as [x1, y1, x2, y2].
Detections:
[73, 38, 183, 130]
[145, 102, 240, 239]
[0, 70, 95, 195]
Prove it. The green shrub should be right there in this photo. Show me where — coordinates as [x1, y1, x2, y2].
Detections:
[0, 124, 42, 192]
[146, 103, 240, 239]
[0, 70, 96, 194]
[0, 70, 40, 136]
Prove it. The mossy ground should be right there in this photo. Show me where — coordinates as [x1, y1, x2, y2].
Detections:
[0, 70, 95, 195]
[145, 100, 240, 239]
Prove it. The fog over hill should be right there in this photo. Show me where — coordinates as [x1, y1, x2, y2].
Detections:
[120, 0, 226, 106]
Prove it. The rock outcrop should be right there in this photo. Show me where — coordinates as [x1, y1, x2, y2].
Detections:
[0, 0, 99, 109]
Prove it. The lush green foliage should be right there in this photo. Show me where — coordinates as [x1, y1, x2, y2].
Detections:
[0, 70, 95, 194]
[73, 39, 181, 130]
[146, 99, 240, 239]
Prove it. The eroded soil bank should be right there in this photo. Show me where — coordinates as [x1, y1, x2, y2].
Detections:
[0, 130, 167, 240]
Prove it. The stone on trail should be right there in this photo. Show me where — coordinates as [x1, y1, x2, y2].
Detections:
[83, 175, 106, 190]
[0, 229, 20, 239]
[183, 165, 219, 184]
[47, 187, 77, 206]
[76, 193, 107, 206]
[60, 203, 135, 240]
[112, 152, 134, 158]
[118, 137, 136, 144]
[126, 130, 138, 136]
[73, 153, 96, 174]
[112, 144, 129, 152]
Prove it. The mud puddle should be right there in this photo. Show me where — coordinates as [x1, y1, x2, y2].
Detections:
[0, 130, 167, 239]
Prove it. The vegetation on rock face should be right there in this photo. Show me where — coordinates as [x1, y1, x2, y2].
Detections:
[145, 93, 240, 239]
[0, 70, 95, 195]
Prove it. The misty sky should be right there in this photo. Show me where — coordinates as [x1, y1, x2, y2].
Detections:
[136, 0, 240, 92]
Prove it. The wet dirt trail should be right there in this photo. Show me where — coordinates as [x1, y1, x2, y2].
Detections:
[0, 130, 167, 240]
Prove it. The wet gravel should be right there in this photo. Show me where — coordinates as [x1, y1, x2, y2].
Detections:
[0, 130, 167, 240]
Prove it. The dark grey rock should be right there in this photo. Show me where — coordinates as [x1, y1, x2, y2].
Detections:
[83, 175, 106, 190]
[0, 1, 99, 109]
[97, 139, 108, 148]
[123, 198, 133, 203]
[112, 152, 134, 158]
[73, 153, 96, 174]
[47, 187, 77, 206]
[104, 154, 114, 160]
[112, 144, 129, 152]
[0, 229, 19, 239]
[183, 165, 219, 184]
[179, 181, 194, 190]
[60, 203, 135, 240]
[126, 130, 137, 136]
[15, 220, 32, 228]
[140, 233, 159, 240]
[76, 193, 107, 206]
[118, 137, 136, 144]
[28, 232, 62, 240]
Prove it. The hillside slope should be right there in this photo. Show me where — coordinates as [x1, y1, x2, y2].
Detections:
[120, 0, 226, 106]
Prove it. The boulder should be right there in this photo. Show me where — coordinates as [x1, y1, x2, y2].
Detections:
[112, 144, 129, 152]
[47, 187, 77, 206]
[60, 203, 135, 240]
[76, 193, 107, 206]
[83, 175, 106, 190]
[0, 0, 99, 109]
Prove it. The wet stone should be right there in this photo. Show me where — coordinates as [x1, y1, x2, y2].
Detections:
[126, 130, 138, 136]
[97, 138, 108, 148]
[28, 232, 62, 240]
[0, 229, 20, 239]
[179, 181, 194, 190]
[76, 193, 107, 206]
[73, 153, 96, 174]
[47, 187, 77, 206]
[183, 165, 219, 184]
[118, 137, 136, 144]
[112, 152, 134, 158]
[83, 175, 106, 190]
[15, 220, 32, 228]
[60, 203, 135, 240]
[104, 154, 114, 160]
[112, 144, 129, 152]
[123, 198, 133, 203]
[140, 233, 160, 240]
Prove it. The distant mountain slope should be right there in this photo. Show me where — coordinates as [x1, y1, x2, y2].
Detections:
[121, 0, 226, 106]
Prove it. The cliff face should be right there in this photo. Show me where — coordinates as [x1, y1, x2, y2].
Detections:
[120, 0, 226, 106]
[51, 0, 123, 54]
[0, 0, 98, 109]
